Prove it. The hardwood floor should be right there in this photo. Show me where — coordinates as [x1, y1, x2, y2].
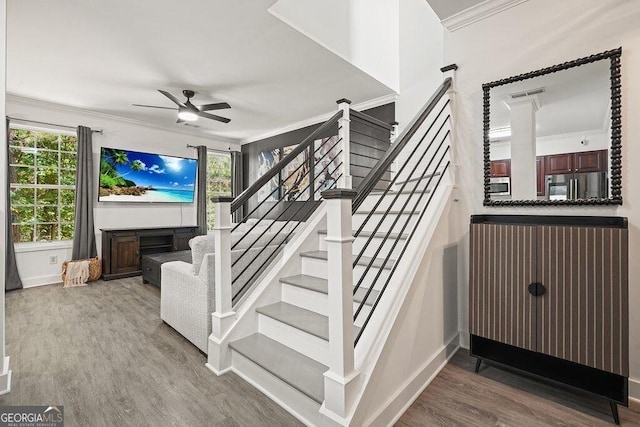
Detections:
[398, 350, 640, 426]
[4, 279, 639, 426]
[0, 278, 301, 427]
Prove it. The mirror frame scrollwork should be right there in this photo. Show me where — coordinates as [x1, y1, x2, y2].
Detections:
[482, 47, 622, 206]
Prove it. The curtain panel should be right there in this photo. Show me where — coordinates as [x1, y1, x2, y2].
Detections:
[196, 146, 208, 235]
[231, 151, 243, 223]
[5, 118, 23, 291]
[71, 126, 97, 260]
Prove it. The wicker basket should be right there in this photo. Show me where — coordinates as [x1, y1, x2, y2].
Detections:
[61, 257, 102, 283]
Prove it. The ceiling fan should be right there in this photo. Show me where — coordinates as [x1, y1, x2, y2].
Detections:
[133, 89, 231, 124]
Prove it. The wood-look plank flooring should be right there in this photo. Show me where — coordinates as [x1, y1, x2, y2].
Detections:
[0, 278, 301, 427]
[398, 350, 640, 426]
[4, 279, 639, 426]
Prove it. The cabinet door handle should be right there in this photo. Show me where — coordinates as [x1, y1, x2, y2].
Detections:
[528, 282, 546, 297]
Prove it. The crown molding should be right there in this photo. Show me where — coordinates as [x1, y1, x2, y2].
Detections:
[240, 93, 397, 145]
[6, 94, 240, 146]
[442, 0, 529, 32]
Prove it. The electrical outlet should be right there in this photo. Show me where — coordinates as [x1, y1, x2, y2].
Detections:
[49, 256, 58, 265]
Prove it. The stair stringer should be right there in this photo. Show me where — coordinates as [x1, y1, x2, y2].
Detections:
[206, 203, 339, 427]
[345, 183, 461, 426]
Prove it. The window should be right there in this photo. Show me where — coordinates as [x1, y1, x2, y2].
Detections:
[206, 151, 232, 230]
[9, 127, 77, 243]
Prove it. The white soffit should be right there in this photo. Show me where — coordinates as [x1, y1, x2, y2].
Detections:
[441, 0, 530, 32]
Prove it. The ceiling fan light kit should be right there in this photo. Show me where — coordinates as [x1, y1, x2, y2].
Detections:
[178, 108, 199, 122]
[133, 89, 232, 124]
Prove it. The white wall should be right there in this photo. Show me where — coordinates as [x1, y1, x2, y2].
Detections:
[268, 0, 400, 92]
[444, 0, 640, 399]
[395, 0, 444, 131]
[490, 129, 609, 160]
[7, 96, 239, 287]
[0, 0, 11, 395]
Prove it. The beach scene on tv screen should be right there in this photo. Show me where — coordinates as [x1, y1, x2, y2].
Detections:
[99, 148, 197, 202]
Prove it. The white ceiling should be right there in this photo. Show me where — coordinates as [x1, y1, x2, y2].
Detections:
[489, 59, 611, 137]
[426, 0, 485, 20]
[6, 0, 395, 142]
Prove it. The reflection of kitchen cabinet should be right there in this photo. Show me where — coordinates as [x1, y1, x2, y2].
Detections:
[490, 159, 511, 177]
[470, 215, 629, 418]
[545, 153, 573, 174]
[575, 150, 607, 172]
[536, 157, 545, 196]
[544, 150, 607, 175]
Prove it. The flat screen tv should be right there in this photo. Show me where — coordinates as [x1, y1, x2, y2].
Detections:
[99, 147, 198, 203]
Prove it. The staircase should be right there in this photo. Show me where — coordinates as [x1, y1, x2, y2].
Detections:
[226, 186, 424, 422]
[205, 72, 457, 425]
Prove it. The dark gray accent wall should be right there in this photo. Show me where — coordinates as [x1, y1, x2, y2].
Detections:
[240, 103, 394, 221]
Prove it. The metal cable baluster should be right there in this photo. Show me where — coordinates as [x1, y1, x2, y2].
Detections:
[355, 160, 450, 344]
[231, 159, 344, 300]
[352, 130, 450, 299]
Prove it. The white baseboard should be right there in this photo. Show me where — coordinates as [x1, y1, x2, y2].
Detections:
[629, 377, 640, 401]
[22, 275, 61, 289]
[205, 362, 232, 376]
[459, 330, 470, 349]
[365, 334, 460, 426]
[0, 356, 12, 395]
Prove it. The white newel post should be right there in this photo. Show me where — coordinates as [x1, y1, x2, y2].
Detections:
[336, 99, 352, 189]
[207, 196, 235, 375]
[390, 121, 399, 143]
[319, 189, 360, 423]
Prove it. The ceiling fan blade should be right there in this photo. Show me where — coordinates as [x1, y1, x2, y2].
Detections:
[198, 102, 231, 111]
[198, 111, 231, 123]
[158, 89, 186, 107]
[132, 104, 177, 110]
[176, 118, 185, 124]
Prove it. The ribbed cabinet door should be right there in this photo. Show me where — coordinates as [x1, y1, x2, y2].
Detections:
[469, 223, 537, 351]
[536, 226, 628, 376]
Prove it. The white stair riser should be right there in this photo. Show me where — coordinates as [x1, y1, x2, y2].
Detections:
[301, 256, 391, 291]
[258, 314, 330, 366]
[281, 284, 328, 316]
[280, 283, 373, 321]
[318, 234, 407, 259]
[353, 212, 419, 233]
[230, 351, 326, 424]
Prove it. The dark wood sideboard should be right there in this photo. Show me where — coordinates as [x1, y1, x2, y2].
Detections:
[469, 215, 628, 424]
[101, 226, 198, 280]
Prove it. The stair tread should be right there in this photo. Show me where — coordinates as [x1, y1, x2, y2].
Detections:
[280, 274, 380, 305]
[257, 302, 361, 341]
[317, 229, 409, 239]
[257, 302, 329, 340]
[395, 171, 442, 184]
[229, 333, 327, 404]
[300, 250, 395, 269]
[369, 188, 431, 195]
[354, 210, 420, 215]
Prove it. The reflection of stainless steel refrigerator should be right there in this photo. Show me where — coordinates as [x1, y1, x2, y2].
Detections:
[546, 172, 607, 200]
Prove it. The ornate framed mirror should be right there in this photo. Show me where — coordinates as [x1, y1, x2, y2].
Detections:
[483, 48, 622, 206]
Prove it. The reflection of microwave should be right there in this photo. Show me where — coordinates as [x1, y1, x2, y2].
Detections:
[489, 177, 511, 195]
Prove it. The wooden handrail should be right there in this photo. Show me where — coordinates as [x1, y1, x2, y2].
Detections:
[352, 77, 452, 211]
[230, 110, 343, 212]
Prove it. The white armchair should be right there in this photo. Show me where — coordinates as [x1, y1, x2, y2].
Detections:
[160, 228, 290, 353]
